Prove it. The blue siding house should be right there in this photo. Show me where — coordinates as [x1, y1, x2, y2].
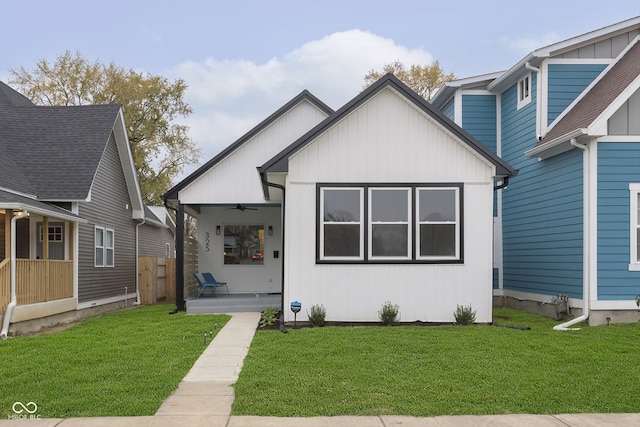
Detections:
[432, 16, 640, 326]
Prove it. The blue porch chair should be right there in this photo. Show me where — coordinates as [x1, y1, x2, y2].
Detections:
[193, 273, 229, 297]
[202, 272, 229, 296]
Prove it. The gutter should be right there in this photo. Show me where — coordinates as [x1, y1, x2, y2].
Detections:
[525, 62, 542, 141]
[259, 173, 287, 333]
[1, 209, 29, 339]
[554, 138, 589, 331]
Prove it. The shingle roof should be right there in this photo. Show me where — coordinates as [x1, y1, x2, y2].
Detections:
[0, 81, 34, 107]
[537, 40, 640, 147]
[0, 98, 120, 200]
[0, 189, 81, 221]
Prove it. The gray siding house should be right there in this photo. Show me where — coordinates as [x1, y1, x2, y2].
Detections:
[0, 81, 167, 336]
[139, 206, 176, 258]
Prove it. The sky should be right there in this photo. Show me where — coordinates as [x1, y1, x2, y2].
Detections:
[2, 0, 639, 179]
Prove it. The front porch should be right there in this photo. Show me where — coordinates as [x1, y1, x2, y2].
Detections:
[186, 293, 282, 314]
[0, 258, 74, 315]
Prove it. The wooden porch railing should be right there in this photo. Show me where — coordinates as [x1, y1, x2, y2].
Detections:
[14, 259, 74, 305]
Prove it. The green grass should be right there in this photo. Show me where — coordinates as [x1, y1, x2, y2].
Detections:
[233, 308, 640, 417]
[0, 305, 229, 418]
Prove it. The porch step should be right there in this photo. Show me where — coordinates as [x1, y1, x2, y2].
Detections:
[186, 293, 282, 314]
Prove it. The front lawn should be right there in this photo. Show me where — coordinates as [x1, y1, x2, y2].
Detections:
[232, 308, 640, 416]
[0, 305, 229, 418]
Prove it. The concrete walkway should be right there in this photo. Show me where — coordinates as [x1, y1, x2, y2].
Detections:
[1, 312, 639, 426]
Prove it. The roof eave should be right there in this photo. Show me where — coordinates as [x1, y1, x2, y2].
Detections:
[163, 90, 333, 203]
[0, 202, 86, 223]
[525, 129, 588, 159]
[488, 17, 640, 93]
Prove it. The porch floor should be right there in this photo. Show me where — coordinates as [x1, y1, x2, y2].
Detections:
[186, 293, 282, 314]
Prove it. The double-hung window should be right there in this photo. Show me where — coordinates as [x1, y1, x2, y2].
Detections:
[417, 188, 460, 259]
[369, 188, 410, 260]
[318, 184, 462, 263]
[630, 184, 640, 270]
[95, 226, 115, 267]
[320, 187, 364, 260]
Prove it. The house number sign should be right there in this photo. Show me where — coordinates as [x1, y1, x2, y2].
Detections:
[204, 232, 210, 252]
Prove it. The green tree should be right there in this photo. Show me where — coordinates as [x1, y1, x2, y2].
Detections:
[363, 60, 456, 101]
[9, 50, 200, 205]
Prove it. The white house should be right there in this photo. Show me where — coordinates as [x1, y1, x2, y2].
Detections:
[164, 74, 516, 323]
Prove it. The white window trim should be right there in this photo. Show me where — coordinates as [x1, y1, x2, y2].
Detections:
[517, 73, 532, 110]
[368, 187, 411, 261]
[416, 187, 461, 261]
[629, 183, 640, 271]
[39, 225, 63, 242]
[95, 226, 115, 268]
[319, 187, 364, 261]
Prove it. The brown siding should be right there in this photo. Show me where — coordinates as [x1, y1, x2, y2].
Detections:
[77, 132, 137, 303]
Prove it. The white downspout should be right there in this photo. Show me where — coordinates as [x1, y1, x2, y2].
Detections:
[554, 138, 589, 331]
[1, 209, 29, 339]
[525, 62, 542, 140]
[134, 218, 146, 305]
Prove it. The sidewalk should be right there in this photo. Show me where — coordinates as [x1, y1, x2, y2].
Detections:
[2, 312, 639, 426]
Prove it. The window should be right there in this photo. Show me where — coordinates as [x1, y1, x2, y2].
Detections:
[630, 184, 640, 270]
[517, 73, 531, 109]
[39, 225, 63, 242]
[318, 184, 463, 263]
[95, 226, 114, 267]
[369, 188, 410, 260]
[417, 188, 459, 259]
[223, 225, 264, 265]
[320, 188, 363, 260]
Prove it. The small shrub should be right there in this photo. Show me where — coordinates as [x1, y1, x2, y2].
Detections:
[379, 300, 399, 325]
[260, 307, 280, 328]
[453, 304, 476, 325]
[307, 304, 327, 327]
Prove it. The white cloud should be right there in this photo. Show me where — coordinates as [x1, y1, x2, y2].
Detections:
[172, 30, 433, 177]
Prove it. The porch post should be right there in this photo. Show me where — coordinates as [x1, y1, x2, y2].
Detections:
[175, 204, 185, 311]
[42, 216, 49, 260]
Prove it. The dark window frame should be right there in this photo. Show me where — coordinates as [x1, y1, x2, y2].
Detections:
[316, 183, 464, 264]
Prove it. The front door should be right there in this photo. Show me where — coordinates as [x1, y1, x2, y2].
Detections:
[36, 222, 65, 260]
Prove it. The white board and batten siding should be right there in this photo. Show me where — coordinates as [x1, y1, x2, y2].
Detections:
[179, 100, 329, 205]
[283, 87, 497, 323]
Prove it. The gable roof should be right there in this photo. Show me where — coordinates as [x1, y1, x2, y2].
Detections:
[0, 82, 144, 218]
[526, 38, 640, 158]
[259, 73, 516, 178]
[0, 81, 34, 107]
[145, 205, 176, 233]
[0, 103, 122, 199]
[163, 90, 333, 201]
[488, 16, 640, 93]
[430, 71, 504, 110]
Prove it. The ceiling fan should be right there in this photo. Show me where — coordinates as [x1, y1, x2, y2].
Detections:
[225, 204, 258, 211]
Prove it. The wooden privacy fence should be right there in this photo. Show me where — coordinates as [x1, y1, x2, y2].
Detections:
[138, 257, 176, 305]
